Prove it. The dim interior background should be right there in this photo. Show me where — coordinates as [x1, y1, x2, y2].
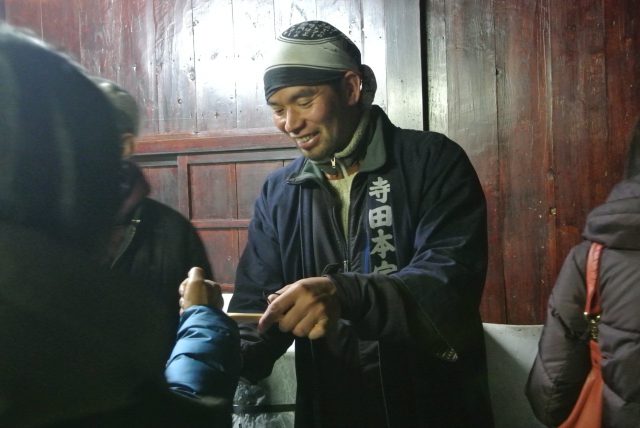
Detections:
[2, 0, 639, 325]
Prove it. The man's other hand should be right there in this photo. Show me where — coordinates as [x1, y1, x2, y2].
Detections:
[259, 276, 340, 340]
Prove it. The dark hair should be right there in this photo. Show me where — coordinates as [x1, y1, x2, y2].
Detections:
[0, 24, 122, 250]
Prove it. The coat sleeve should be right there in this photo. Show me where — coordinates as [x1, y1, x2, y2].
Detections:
[165, 306, 241, 401]
[227, 178, 296, 383]
[525, 244, 591, 426]
[331, 137, 488, 357]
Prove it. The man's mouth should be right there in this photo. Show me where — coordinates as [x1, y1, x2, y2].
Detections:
[294, 133, 319, 150]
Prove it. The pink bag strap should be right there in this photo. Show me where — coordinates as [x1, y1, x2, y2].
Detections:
[585, 242, 604, 340]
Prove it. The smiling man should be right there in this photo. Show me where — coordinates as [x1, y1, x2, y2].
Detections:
[228, 20, 494, 427]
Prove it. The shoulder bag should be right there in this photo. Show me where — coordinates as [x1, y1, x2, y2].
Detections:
[559, 241, 604, 428]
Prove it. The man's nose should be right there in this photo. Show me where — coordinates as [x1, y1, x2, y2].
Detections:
[284, 109, 303, 134]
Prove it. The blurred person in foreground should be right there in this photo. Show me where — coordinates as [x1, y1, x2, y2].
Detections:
[0, 24, 232, 427]
[227, 20, 493, 427]
[526, 119, 640, 427]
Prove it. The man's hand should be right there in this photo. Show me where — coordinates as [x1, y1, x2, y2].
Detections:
[259, 276, 340, 340]
[178, 267, 224, 315]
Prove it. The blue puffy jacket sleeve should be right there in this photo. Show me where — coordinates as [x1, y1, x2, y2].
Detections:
[165, 306, 241, 401]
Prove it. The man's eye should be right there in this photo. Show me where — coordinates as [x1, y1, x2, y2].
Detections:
[298, 99, 312, 107]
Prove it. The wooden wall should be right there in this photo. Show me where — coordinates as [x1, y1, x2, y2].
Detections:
[3, 0, 639, 324]
[427, 0, 640, 323]
[2, 0, 422, 134]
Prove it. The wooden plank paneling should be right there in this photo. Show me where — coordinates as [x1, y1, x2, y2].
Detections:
[236, 161, 283, 218]
[426, 0, 448, 134]
[233, 0, 276, 129]
[134, 130, 291, 155]
[550, 0, 609, 281]
[143, 165, 179, 210]
[4, 0, 42, 34]
[192, 0, 236, 131]
[316, 0, 362, 49]
[137, 137, 297, 286]
[40, 0, 80, 60]
[441, 0, 504, 322]
[273, 0, 316, 34]
[362, 0, 388, 112]
[199, 229, 240, 285]
[119, 0, 158, 135]
[5, 0, 423, 139]
[77, 0, 125, 78]
[604, 0, 640, 184]
[385, 0, 423, 130]
[189, 163, 237, 220]
[494, 0, 553, 324]
[74, 0, 160, 134]
[152, 0, 196, 133]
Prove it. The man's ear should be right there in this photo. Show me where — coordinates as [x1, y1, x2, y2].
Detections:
[121, 133, 136, 158]
[343, 71, 362, 106]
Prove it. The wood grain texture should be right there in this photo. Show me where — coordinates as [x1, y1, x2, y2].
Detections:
[199, 228, 240, 285]
[233, 0, 277, 129]
[550, 0, 609, 307]
[604, 0, 640, 184]
[362, 0, 388, 112]
[133, 134, 299, 287]
[143, 165, 179, 210]
[273, 0, 316, 34]
[4, 0, 42, 33]
[440, 0, 504, 322]
[192, 0, 236, 131]
[153, 0, 197, 133]
[41, 0, 81, 60]
[385, 0, 423, 130]
[425, 0, 448, 134]
[494, 0, 553, 324]
[424, 0, 640, 323]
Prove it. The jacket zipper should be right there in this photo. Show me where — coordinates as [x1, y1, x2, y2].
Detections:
[327, 191, 350, 273]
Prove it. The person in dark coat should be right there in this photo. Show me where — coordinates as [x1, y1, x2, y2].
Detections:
[92, 77, 214, 342]
[227, 20, 493, 428]
[93, 78, 241, 402]
[0, 24, 231, 427]
[526, 119, 640, 427]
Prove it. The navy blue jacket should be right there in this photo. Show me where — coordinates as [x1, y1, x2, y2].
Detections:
[165, 306, 241, 402]
[230, 106, 493, 428]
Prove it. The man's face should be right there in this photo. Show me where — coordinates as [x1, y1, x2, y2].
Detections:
[267, 79, 358, 161]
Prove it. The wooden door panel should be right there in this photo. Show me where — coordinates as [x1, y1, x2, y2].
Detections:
[189, 163, 237, 220]
[236, 161, 284, 218]
[143, 165, 179, 211]
[134, 132, 296, 288]
[199, 228, 240, 285]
